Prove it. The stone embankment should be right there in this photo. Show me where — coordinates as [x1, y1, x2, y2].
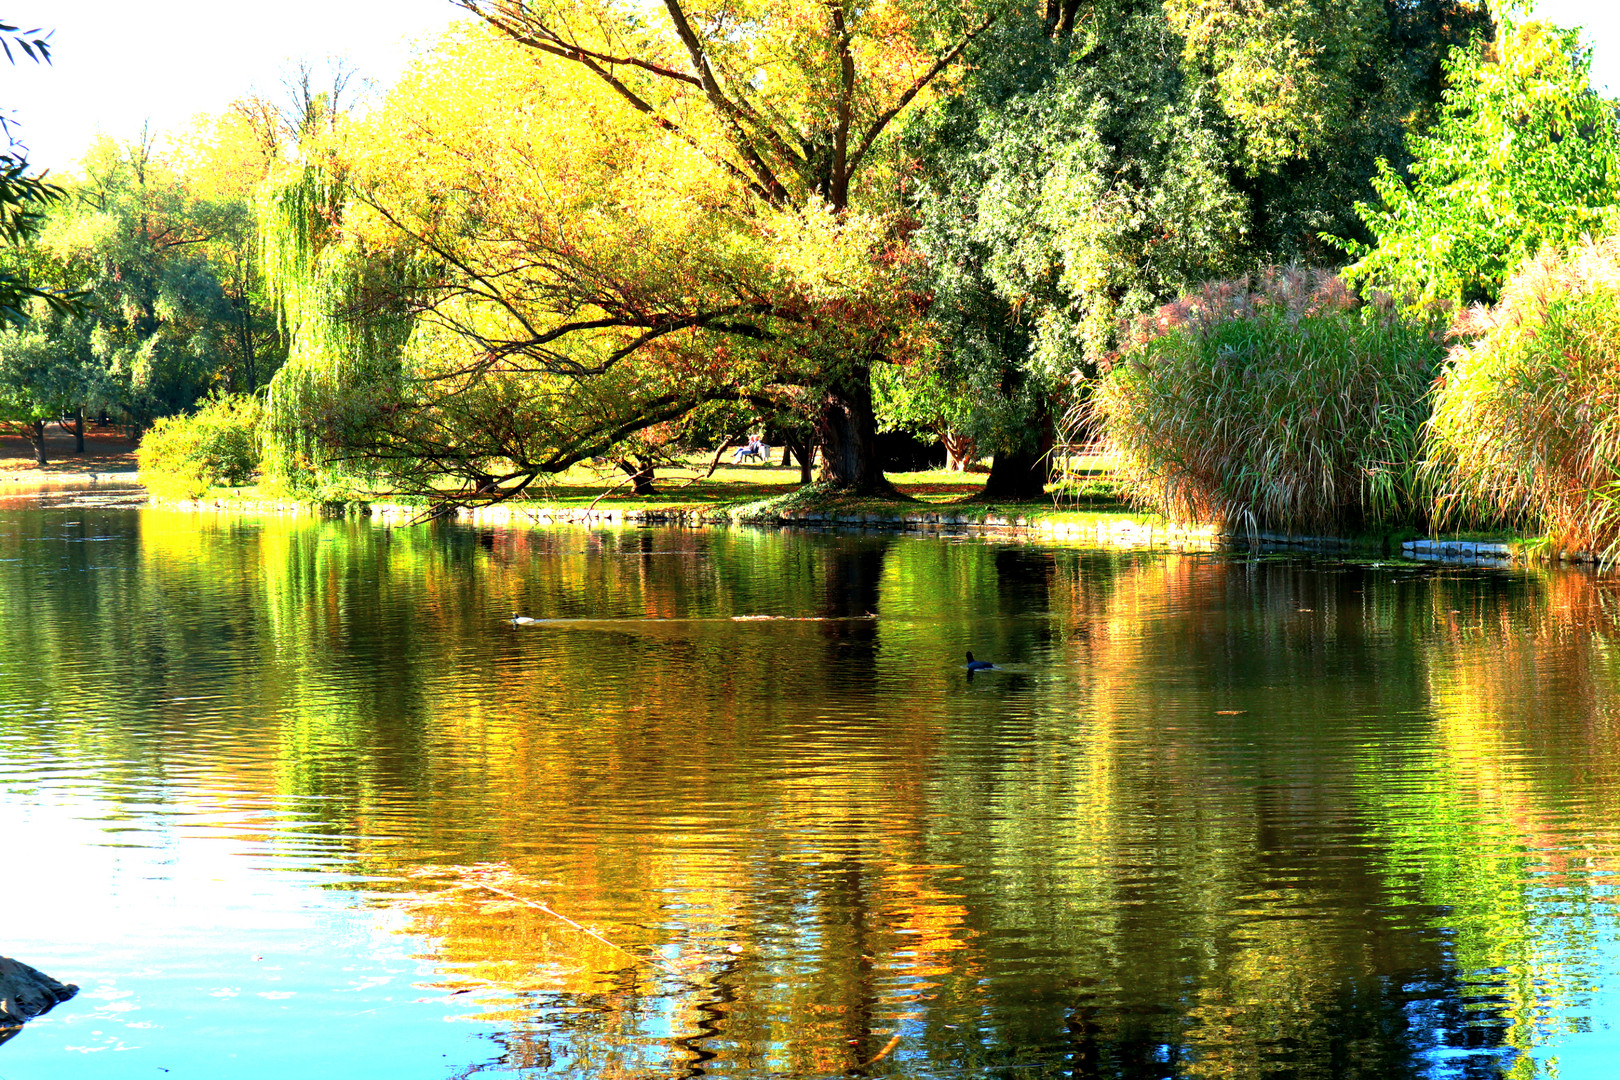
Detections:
[181, 497, 1226, 550]
[414, 502, 1227, 551]
[1400, 537, 1606, 565]
[1402, 538, 1518, 564]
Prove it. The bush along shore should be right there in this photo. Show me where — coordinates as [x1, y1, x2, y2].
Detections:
[1070, 249, 1620, 569]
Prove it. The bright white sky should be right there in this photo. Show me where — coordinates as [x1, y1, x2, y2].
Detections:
[0, 0, 472, 174]
[0, 0, 1615, 177]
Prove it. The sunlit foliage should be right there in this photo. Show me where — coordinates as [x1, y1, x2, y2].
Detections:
[136, 390, 263, 499]
[257, 163, 416, 491]
[258, 4, 997, 501]
[1340, 17, 1620, 308]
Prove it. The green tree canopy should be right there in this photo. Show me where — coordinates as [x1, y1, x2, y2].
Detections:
[36, 135, 239, 423]
[1339, 17, 1620, 308]
[900, 0, 1486, 495]
[0, 131, 268, 465]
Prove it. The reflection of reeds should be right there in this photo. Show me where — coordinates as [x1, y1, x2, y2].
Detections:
[1425, 568, 1620, 815]
[1061, 556, 1620, 1068]
[1087, 268, 1441, 533]
[1398, 567, 1620, 1057]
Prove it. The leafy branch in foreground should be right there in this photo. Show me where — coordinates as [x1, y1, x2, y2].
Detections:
[0, 17, 86, 325]
[0, 20, 52, 65]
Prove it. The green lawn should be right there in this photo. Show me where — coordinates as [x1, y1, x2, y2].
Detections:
[191, 454, 1133, 520]
[523, 458, 987, 507]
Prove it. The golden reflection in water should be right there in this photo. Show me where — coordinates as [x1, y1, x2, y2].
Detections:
[1413, 569, 1620, 1068]
[12, 510, 1620, 1075]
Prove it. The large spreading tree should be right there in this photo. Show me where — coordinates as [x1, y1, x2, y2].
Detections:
[903, 0, 1490, 497]
[259, 0, 1006, 501]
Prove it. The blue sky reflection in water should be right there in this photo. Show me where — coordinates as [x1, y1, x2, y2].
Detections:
[2, 505, 1620, 1078]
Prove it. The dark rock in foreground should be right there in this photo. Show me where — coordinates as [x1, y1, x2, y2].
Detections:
[0, 956, 78, 1028]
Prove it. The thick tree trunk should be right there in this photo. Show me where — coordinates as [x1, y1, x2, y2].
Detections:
[238, 289, 257, 390]
[26, 419, 47, 466]
[618, 457, 658, 496]
[73, 409, 85, 454]
[976, 406, 1054, 502]
[1043, 0, 1081, 37]
[781, 437, 816, 485]
[942, 429, 976, 472]
[816, 368, 892, 494]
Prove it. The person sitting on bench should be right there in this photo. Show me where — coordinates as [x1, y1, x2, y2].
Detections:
[732, 435, 770, 463]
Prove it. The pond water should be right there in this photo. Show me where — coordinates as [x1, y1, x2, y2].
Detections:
[2, 504, 1619, 1079]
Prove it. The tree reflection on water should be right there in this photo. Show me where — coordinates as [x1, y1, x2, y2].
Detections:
[3, 510, 1619, 1077]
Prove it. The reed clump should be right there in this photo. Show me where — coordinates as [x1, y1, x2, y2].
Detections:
[1088, 267, 1444, 534]
[1426, 236, 1620, 560]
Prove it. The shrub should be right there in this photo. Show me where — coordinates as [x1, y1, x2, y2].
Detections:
[137, 392, 264, 499]
[1088, 267, 1444, 533]
[1426, 236, 1620, 559]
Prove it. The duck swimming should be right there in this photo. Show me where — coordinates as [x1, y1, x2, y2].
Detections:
[510, 613, 541, 626]
[965, 651, 995, 671]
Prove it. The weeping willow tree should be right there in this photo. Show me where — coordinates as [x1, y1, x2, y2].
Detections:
[254, 160, 770, 505]
[258, 164, 416, 491]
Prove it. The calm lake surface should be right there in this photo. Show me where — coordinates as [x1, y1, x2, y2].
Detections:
[2, 501, 1619, 1079]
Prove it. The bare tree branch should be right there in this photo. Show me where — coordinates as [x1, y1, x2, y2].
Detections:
[457, 1, 786, 203]
[829, 4, 855, 207]
[846, 9, 1002, 178]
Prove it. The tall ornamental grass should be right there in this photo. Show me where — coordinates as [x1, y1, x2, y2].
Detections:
[1089, 268, 1444, 533]
[1427, 236, 1620, 559]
